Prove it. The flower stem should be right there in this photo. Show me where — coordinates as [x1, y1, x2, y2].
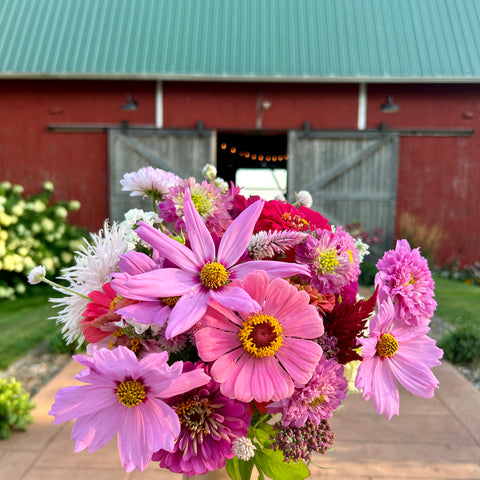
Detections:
[42, 278, 91, 300]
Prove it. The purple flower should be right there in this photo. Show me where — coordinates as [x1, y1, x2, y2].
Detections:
[296, 227, 360, 294]
[268, 356, 347, 427]
[111, 189, 309, 339]
[153, 362, 251, 476]
[355, 298, 443, 419]
[48, 346, 210, 472]
[375, 239, 436, 326]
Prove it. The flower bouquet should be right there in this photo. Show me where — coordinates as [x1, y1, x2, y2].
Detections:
[29, 164, 443, 479]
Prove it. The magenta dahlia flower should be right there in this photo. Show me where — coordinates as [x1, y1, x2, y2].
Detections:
[268, 356, 347, 427]
[111, 189, 309, 339]
[296, 227, 360, 294]
[153, 362, 251, 476]
[355, 298, 443, 419]
[49, 346, 210, 472]
[195, 270, 324, 403]
[375, 239, 437, 326]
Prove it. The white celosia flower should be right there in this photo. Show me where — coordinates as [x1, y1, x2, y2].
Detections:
[120, 166, 180, 199]
[232, 437, 256, 461]
[202, 163, 217, 181]
[43, 181, 54, 191]
[50, 221, 128, 344]
[27, 265, 47, 284]
[248, 230, 306, 260]
[296, 190, 313, 208]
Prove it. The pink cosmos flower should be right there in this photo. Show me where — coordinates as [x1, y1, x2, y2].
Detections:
[195, 270, 324, 403]
[153, 362, 251, 476]
[111, 189, 309, 339]
[296, 227, 360, 295]
[49, 346, 210, 472]
[355, 298, 443, 419]
[268, 356, 347, 427]
[375, 239, 437, 326]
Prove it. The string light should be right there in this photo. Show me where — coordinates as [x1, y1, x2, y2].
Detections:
[219, 142, 287, 163]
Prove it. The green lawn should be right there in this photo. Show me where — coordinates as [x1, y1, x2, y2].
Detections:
[0, 293, 60, 370]
[433, 276, 480, 329]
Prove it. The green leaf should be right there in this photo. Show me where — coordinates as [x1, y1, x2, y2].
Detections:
[255, 450, 310, 480]
[226, 457, 241, 480]
[226, 457, 255, 480]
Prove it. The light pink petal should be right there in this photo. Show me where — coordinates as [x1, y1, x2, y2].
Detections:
[118, 251, 159, 275]
[250, 356, 294, 402]
[397, 336, 443, 368]
[142, 399, 180, 453]
[159, 368, 211, 398]
[218, 352, 253, 401]
[71, 403, 123, 453]
[165, 288, 209, 338]
[281, 306, 324, 339]
[136, 221, 202, 272]
[116, 301, 171, 326]
[111, 269, 199, 300]
[117, 408, 151, 472]
[196, 326, 240, 362]
[240, 270, 269, 305]
[183, 188, 215, 263]
[231, 260, 309, 281]
[217, 199, 264, 267]
[203, 300, 244, 327]
[210, 286, 260, 315]
[274, 338, 322, 385]
[210, 348, 245, 384]
[389, 353, 439, 398]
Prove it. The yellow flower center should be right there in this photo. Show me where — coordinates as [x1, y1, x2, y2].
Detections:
[190, 192, 212, 217]
[130, 338, 141, 353]
[116, 380, 146, 407]
[238, 313, 284, 358]
[347, 249, 354, 263]
[109, 294, 122, 310]
[175, 396, 212, 433]
[200, 262, 230, 289]
[161, 296, 181, 307]
[317, 248, 339, 274]
[404, 274, 415, 285]
[309, 395, 325, 408]
[376, 333, 399, 358]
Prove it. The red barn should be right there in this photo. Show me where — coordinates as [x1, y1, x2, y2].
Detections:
[1, 0, 479, 266]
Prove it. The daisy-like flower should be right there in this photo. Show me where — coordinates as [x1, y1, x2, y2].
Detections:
[355, 298, 443, 419]
[50, 221, 128, 344]
[375, 239, 437, 326]
[152, 362, 251, 477]
[268, 356, 347, 427]
[296, 227, 360, 295]
[120, 166, 180, 200]
[157, 177, 232, 234]
[27, 265, 46, 284]
[111, 189, 309, 339]
[195, 270, 324, 403]
[49, 346, 210, 472]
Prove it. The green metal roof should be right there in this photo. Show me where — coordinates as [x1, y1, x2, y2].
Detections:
[1, 0, 480, 82]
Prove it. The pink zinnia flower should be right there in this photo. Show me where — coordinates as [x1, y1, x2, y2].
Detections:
[153, 362, 251, 476]
[111, 189, 309, 339]
[296, 227, 360, 294]
[375, 239, 437, 326]
[195, 270, 324, 403]
[49, 346, 210, 472]
[268, 356, 347, 427]
[355, 298, 443, 419]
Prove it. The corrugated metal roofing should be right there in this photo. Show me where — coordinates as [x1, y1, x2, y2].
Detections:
[1, 0, 480, 82]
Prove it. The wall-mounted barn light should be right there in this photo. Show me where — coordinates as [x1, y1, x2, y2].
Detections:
[121, 93, 138, 111]
[381, 95, 399, 113]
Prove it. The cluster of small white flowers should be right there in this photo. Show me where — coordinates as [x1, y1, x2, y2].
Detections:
[232, 437, 256, 461]
[355, 238, 371, 263]
[121, 208, 162, 250]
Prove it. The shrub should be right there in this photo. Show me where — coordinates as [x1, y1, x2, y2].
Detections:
[0, 181, 87, 300]
[440, 325, 480, 364]
[0, 377, 35, 439]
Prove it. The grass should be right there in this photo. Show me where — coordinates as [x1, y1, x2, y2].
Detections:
[0, 292, 61, 370]
[433, 276, 480, 329]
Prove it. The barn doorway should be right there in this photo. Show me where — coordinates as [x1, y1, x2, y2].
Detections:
[216, 133, 288, 200]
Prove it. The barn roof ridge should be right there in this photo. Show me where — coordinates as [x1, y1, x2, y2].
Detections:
[1, 0, 480, 82]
